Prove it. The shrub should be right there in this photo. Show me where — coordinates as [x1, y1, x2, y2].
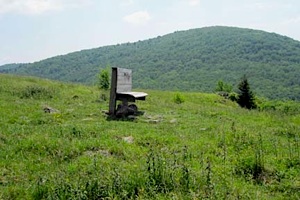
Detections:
[97, 67, 110, 91]
[215, 80, 233, 93]
[20, 85, 55, 99]
[97, 67, 110, 101]
[228, 92, 238, 102]
[173, 92, 185, 104]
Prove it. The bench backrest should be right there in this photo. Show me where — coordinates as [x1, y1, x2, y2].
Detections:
[116, 68, 132, 93]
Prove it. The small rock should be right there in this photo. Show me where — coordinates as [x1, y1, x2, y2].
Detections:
[127, 115, 136, 120]
[170, 119, 177, 124]
[43, 106, 59, 113]
[122, 136, 134, 144]
[116, 105, 135, 118]
[98, 149, 111, 157]
[148, 119, 161, 124]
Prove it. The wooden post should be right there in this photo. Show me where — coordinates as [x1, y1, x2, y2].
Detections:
[109, 67, 117, 115]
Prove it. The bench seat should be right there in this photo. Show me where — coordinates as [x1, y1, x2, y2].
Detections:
[117, 91, 147, 99]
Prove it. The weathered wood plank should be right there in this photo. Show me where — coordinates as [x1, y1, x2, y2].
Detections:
[117, 91, 148, 98]
[109, 67, 118, 115]
[116, 84, 132, 93]
[117, 68, 132, 92]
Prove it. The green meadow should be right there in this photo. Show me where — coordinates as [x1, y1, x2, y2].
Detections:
[0, 74, 299, 199]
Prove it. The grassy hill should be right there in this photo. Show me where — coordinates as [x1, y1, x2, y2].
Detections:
[0, 74, 299, 199]
[1, 26, 300, 100]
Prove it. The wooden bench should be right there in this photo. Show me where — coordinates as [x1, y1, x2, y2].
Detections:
[108, 67, 147, 116]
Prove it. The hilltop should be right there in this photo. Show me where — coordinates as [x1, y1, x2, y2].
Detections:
[0, 74, 300, 199]
[1, 26, 300, 100]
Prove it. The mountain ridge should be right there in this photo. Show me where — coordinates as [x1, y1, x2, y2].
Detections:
[1, 26, 300, 100]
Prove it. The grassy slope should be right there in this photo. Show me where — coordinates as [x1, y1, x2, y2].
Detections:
[0, 74, 299, 199]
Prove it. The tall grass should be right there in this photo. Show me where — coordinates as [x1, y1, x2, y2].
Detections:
[0, 74, 299, 199]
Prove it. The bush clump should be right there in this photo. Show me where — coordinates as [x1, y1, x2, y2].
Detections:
[20, 85, 55, 99]
[173, 92, 185, 104]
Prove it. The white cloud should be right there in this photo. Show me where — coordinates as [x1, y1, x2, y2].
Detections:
[120, 0, 134, 6]
[123, 11, 151, 25]
[64, 0, 93, 8]
[0, 0, 92, 15]
[0, 0, 62, 14]
[188, 0, 200, 6]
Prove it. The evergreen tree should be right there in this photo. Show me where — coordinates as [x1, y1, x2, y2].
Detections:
[237, 75, 256, 109]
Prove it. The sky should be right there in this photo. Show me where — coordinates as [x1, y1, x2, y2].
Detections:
[0, 0, 300, 65]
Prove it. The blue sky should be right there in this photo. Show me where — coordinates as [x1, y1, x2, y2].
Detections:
[0, 0, 300, 65]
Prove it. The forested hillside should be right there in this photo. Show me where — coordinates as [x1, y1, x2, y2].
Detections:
[1, 26, 300, 100]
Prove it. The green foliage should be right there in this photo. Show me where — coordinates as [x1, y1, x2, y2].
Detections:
[97, 67, 110, 91]
[32, 148, 194, 199]
[228, 92, 238, 102]
[215, 80, 233, 93]
[173, 92, 185, 104]
[237, 75, 257, 109]
[19, 85, 55, 99]
[2, 26, 300, 100]
[258, 99, 300, 115]
[235, 157, 265, 183]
